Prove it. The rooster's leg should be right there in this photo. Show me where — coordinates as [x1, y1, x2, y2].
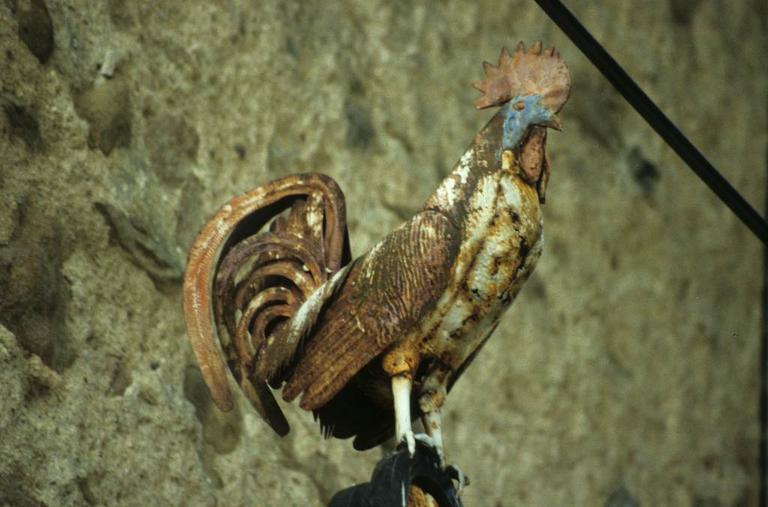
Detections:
[421, 409, 444, 463]
[418, 376, 468, 492]
[385, 346, 427, 457]
[392, 374, 416, 456]
[421, 399, 469, 493]
[418, 372, 449, 461]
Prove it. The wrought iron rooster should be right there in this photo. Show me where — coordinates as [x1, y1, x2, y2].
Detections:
[183, 41, 570, 465]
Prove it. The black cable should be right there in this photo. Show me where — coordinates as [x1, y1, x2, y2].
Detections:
[760, 162, 768, 506]
[534, 0, 768, 246]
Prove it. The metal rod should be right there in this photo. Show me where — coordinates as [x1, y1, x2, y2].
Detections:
[534, 0, 768, 245]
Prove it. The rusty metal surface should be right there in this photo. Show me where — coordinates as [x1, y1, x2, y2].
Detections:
[473, 41, 570, 112]
[182, 41, 571, 450]
[182, 173, 349, 433]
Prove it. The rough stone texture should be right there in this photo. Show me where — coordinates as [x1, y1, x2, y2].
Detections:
[0, 0, 765, 505]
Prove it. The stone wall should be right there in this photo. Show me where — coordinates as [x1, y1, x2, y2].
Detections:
[1, 0, 765, 505]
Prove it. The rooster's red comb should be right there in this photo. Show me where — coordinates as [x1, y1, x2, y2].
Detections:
[473, 41, 571, 111]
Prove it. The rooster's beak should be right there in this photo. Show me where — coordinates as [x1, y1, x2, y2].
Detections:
[539, 114, 562, 131]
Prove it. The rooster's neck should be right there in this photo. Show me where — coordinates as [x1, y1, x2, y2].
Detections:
[423, 109, 535, 226]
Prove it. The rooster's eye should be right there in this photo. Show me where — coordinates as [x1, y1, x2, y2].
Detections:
[514, 101, 525, 111]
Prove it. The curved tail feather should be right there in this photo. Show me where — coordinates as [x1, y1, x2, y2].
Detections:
[183, 173, 351, 435]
